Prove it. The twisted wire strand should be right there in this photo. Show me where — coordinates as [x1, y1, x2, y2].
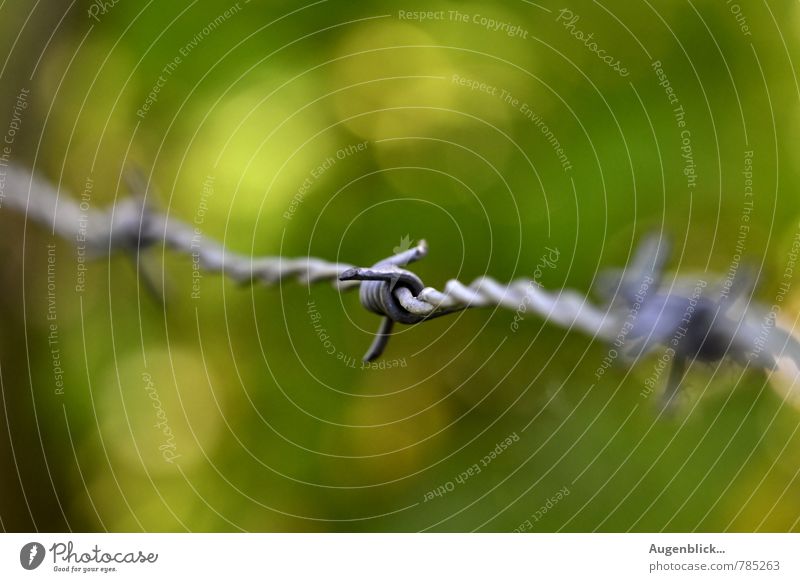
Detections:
[1, 165, 358, 290]
[394, 279, 620, 340]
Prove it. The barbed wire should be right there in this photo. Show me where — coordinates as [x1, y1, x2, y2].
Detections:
[1, 165, 622, 361]
[3, 165, 800, 407]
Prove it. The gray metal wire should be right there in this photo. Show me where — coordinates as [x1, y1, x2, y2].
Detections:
[1, 165, 358, 289]
[4, 164, 799, 397]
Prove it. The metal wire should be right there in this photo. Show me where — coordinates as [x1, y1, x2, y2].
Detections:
[4, 165, 799, 390]
[3, 165, 621, 360]
[339, 239, 621, 359]
[1, 165, 358, 290]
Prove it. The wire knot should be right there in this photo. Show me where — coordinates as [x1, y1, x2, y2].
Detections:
[342, 267, 426, 324]
[339, 240, 429, 361]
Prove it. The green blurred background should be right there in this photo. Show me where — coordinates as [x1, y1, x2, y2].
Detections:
[1, 0, 800, 531]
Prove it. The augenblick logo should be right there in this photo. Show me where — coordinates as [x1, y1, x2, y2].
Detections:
[19, 541, 158, 572]
[20, 542, 45, 570]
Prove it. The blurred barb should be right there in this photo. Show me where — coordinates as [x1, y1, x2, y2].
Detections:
[599, 234, 671, 306]
[610, 234, 800, 410]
